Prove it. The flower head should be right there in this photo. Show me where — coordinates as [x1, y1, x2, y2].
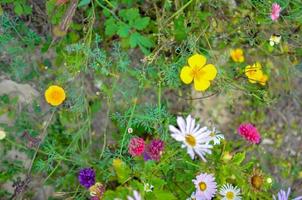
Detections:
[238, 123, 261, 144]
[89, 182, 105, 200]
[219, 183, 241, 200]
[78, 168, 96, 188]
[193, 173, 217, 200]
[45, 85, 66, 106]
[143, 139, 164, 161]
[169, 115, 213, 161]
[273, 188, 302, 200]
[144, 183, 154, 193]
[128, 137, 145, 156]
[270, 34, 281, 46]
[127, 190, 142, 200]
[180, 54, 217, 91]
[271, 3, 281, 21]
[249, 169, 264, 191]
[0, 129, 6, 140]
[230, 49, 244, 63]
[245, 62, 266, 84]
[209, 127, 224, 145]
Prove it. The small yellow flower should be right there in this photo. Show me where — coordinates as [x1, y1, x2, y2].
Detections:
[180, 54, 217, 91]
[245, 62, 269, 85]
[0, 129, 6, 140]
[230, 48, 245, 63]
[45, 85, 66, 106]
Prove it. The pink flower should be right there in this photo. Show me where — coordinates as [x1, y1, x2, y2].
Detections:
[143, 139, 164, 161]
[271, 3, 281, 21]
[128, 137, 145, 156]
[237, 123, 261, 144]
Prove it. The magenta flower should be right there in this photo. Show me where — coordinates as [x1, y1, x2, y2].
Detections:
[238, 123, 261, 144]
[143, 139, 164, 161]
[128, 137, 145, 156]
[271, 3, 281, 21]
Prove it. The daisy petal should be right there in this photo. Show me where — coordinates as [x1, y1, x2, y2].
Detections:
[177, 116, 186, 133]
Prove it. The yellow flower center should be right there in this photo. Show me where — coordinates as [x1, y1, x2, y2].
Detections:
[226, 191, 234, 199]
[185, 134, 196, 147]
[199, 182, 207, 191]
[210, 132, 215, 137]
[191, 66, 205, 79]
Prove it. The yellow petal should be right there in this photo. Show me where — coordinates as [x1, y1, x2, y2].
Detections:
[202, 64, 217, 80]
[259, 74, 268, 86]
[180, 66, 193, 84]
[188, 54, 206, 68]
[194, 78, 210, 91]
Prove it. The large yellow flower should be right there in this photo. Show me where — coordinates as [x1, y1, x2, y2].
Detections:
[45, 85, 66, 106]
[180, 54, 217, 91]
[230, 48, 244, 63]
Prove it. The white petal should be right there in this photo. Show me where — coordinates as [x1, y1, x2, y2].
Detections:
[187, 147, 195, 159]
[177, 116, 186, 133]
[169, 125, 181, 134]
[171, 133, 185, 142]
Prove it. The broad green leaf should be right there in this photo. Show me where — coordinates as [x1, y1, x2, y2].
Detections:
[117, 23, 131, 38]
[133, 17, 150, 30]
[232, 152, 246, 165]
[105, 18, 118, 36]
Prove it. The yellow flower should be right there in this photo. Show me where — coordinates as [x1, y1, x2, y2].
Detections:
[245, 62, 269, 85]
[245, 62, 263, 83]
[180, 54, 217, 91]
[45, 85, 66, 106]
[230, 48, 245, 63]
[0, 129, 6, 140]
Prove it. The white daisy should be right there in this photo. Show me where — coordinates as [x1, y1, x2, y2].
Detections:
[127, 190, 142, 200]
[169, 115, 213, 161]
[219, 183, 241, 200]
[209, 127, 224, 145]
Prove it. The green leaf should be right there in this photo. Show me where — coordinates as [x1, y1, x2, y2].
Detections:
[133, 17, 150, 30]
[117, 23, 131, 38]
[232, 152, 246, 165]
[105, 18, 118, 36]
[78, 0, 91, 7]
[119, 8, 140, 22]
[129, 32, 140, 48]
[14, 2, 23, 15]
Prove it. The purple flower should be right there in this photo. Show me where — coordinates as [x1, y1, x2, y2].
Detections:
[78, 168, 96, 188]
[144, 139, 164, 161]
[273, 188, 302, 200]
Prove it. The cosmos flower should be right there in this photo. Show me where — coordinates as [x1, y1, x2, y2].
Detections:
[193, 173, 217, 200]
[180, 54, 217, 91]
[219, 183, 242, 200]
[128, 137, 145, 156]
[208, 127, 224, 145]
[230, 48, 245, 63]
[238, 123, 261, 144]
[143, 139, 164, 161]
[127, 190, 142, 200]
[169, 115, 213, 161]
[273, 188, 302, 200]
[271, 3, 281, 21]
[44, 85, 66, 106]
[78, 168, 96, 188]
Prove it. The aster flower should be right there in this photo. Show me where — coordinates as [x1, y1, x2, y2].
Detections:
[193, 173, 217, 200]
[127, 190, 142, 200]
[237, 123, 261, 144]
[89, 182, 105, 200]
[78, 168, 96, 188]
[143, 139, 164, 161]
[271, 3, 281, 21]
[219, 183, 241, 200]
[273, 188, 302, 200]
[128, 137, 145, 156]
[169, 115, 213, 161]
[209, 127, 224, 145]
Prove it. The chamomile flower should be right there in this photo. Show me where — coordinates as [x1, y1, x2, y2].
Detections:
[209, 127, 224, 145]
[169, 115, 213, 161]
[219, 183, 242, 200]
